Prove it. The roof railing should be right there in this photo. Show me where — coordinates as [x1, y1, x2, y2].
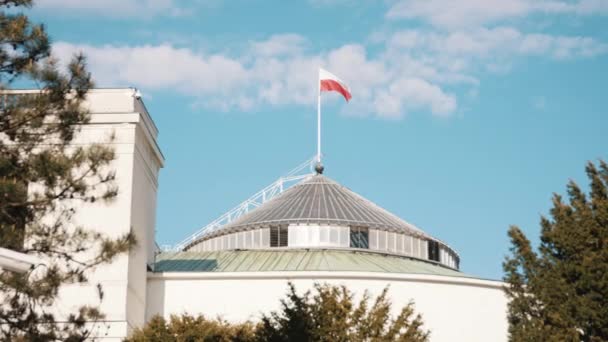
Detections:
[169, 157, 317, 252]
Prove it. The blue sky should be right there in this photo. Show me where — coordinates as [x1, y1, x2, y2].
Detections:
[31, 0, 607, 279]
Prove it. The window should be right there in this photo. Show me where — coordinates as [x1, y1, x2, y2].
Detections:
[428, 240, 440, 262]
[270, 226, 288, 247]
[279, 227, 288, 247]
[350, 227, 369, 249]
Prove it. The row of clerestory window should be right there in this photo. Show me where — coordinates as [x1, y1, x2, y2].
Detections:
[198, 226, 457, 269]
[269, 226, 371, 249]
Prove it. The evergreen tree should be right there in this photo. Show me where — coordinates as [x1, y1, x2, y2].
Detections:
[0, 0, 133, 340]
[504, 160, 608, 342]
[256, 283, 428, 342]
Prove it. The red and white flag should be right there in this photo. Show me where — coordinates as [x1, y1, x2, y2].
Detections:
[319, 68, 352, 102]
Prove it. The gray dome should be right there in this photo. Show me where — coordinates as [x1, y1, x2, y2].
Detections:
[207, 175, 429, 238]
[183, 174, 460, 270]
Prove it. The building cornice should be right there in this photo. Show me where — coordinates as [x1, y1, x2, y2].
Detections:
[147, 270, 505, 290]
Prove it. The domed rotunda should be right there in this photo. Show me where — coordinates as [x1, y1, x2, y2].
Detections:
[148, 166, 507, 342]
[181, 173, 459, 270]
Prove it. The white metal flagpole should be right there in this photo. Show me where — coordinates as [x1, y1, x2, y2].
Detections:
[317, 69, 321, 165]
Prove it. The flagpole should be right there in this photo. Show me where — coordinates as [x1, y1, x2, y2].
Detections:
[317, 70, 321, 165]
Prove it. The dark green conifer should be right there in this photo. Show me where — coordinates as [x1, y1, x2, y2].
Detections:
[504, 160, 608, 342]
[256, 283, 429, 342]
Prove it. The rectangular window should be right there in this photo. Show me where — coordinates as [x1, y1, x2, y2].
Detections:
[270, 226, 288, 247]
[428, 240, 440, 262]
[270, 227, 278, 247]
[279, 227, 288, 247]
[350, 227, 369, 249]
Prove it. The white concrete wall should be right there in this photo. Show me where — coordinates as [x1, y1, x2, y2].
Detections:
[125, 123, 162, 334]
[146, 272, 507, 342]
[38, 89, 163, 340]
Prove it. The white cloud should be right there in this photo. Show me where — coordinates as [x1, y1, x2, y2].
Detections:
[374, 78, 456, 118]
[250, 34, 310, 57]
[35, 0, 193, 17]
[53, 25, 605, 119]
[387, 0, 608, 28]
[54, 37, 458, 118]
[386, 27, 607, 61]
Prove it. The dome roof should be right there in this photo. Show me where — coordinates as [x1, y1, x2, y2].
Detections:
[154, 249, 465, 277]
[208, 174, 429, 238]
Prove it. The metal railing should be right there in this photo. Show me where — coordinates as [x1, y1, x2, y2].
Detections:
[169, 157, 317, 252]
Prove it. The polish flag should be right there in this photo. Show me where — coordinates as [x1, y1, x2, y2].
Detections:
[319, 68, 352, 102]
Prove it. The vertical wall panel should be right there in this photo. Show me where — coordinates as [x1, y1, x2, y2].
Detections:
[288, 226, 297, 246]
[253, 230, 261, 248]
[230, 234, 236, 249]
[396, 234, 404, 254]
[329, 226, 339, 245]
[261, 228, 270, 248]
[404, 235, 412, 255]
[388, 232, 401, 253]
[369, 229, 378, 250]
[241, 232, 246, 249]
[320, 226, 329, 246]
[310, 225, 320, 246]
[338, 226, 349, 247]
[248, 231, 254, 249]
[378, 231, 387, 251]
[412, 237, 419, 257]
[421, 240, 428, 259]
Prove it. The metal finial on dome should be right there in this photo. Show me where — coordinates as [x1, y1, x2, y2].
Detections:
[314, 162, 324, 174]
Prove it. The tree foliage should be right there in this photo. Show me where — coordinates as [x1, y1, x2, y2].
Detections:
[128, 315, 256, 342]
[128, 283, 429, 342]
[504, 160, 608, 342]
[0, 0, 133, 340]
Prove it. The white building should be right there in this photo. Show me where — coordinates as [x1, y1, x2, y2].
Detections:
[7, 89, 508, 341]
